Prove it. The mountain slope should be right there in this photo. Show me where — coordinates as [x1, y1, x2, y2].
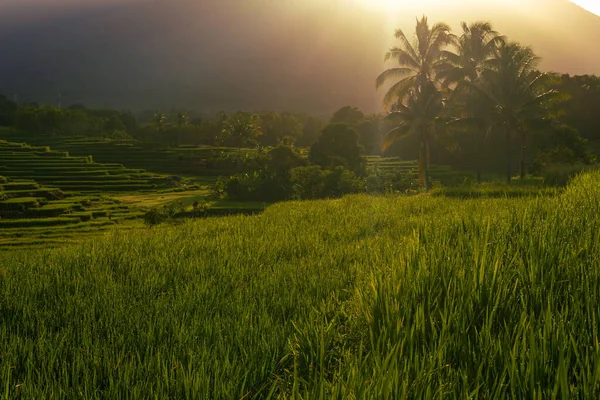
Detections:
[0, 0, 598, 113]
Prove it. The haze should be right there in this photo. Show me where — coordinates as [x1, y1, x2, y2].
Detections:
[0, 0, 598, 113]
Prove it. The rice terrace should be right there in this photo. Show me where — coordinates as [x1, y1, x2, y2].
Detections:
[2, 0, 600, 398]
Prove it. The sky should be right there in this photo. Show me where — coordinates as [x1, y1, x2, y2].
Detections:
[0, 0, 598, 114]
[569, 0, 600, 16]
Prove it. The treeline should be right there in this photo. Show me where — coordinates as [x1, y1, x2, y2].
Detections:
[0, 71, 597, 175]
[375, 18, 598, 187]
[0, 100, 137, 139]
[136, 108, 388, 153]
[0, 98, 385, 152]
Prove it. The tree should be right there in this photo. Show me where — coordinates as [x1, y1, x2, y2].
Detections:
[441, 22, 503, 85]
[376, 16, 452, 189]
[330, 107, 385, 155]
[296, 115, 326, 147]
[259, 112, 303, 146]
[469, 42, 560, 182]
[265, 145, 305, 175]
[442, 22, 504, 182]
[152, 112, 167, 132]
[175, 111, 189, 146]
[556, 74, 600, 141]
[376, 16, 452, 109]
[0, 95, 17, 127]
[309, 123, 365, 175]
[330, 106, 365, 125]
[383, 82, 446, 190]
[220, 112, 263, 150]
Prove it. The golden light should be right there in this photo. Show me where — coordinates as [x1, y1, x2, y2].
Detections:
[349, 0, 446, 12]
[569, 0, 600, 16]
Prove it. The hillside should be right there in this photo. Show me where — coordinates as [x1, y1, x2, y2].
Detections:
[0, 171, 599, 397]
[0, 0, 597, 112]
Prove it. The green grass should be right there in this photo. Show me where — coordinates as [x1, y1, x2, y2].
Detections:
[0, 172, 599, 397]
[431, 182, 559, 198]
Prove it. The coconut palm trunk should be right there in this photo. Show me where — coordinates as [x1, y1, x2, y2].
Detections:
[475, 131, 482, 183]
[505, 129, 512, 184]
[376, 17, 452, 191]
[519, 132, 526, 180]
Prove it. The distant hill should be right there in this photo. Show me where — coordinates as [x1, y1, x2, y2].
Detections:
[0, 0, 598, 113]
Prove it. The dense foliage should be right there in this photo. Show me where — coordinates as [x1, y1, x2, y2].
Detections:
[376, 17, 593, 184]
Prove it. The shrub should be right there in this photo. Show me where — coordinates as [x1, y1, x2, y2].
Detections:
[290, 166, 364, 200]
[215, 171, 291, 202]
[364, 168, 419, 194]
[290, 166, 326, 200]
[322, 167, 364, 198]
[264, 145, 305, 174]
[142, 209, 166, 227]
[531, 125, 596, 174]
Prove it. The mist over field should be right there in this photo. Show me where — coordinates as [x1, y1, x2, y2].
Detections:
[0, 0, 599, 112]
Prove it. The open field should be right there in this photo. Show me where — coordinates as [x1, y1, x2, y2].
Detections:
[1, 171, 599, 397]
[112, 189, 211, 209]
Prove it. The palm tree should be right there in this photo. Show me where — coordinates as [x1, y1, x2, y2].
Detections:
[442, 22, 504, 182]
[376, 16, 452, 108]
[376, 16, 452, 189]
[382, 82, 446, 190]
[469, 42, 559, 182]
[175, 111, 189, 147]
[441, 22, 504, 85]
[152, 112, 167, 132]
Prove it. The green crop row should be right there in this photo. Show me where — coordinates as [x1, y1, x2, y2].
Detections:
[2, 188, 63, 200]
[0, 182, 40, 191]
[0, 197, 43, 211]
[0, 217, 80, 228]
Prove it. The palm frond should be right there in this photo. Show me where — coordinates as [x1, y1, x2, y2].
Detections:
[376, 68, 416, 89]
[382, 77, 417, 109]
[381, 124, 412, 152]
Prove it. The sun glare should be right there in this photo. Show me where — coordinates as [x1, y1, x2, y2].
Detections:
[569, 0, 600, 16]
[350, 0, 445, 11]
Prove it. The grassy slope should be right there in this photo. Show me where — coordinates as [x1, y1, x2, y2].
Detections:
[1, 173, 600, 398]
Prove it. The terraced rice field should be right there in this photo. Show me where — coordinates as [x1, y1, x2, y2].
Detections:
[0, 139, 174, 250]
[0, 179, 145, 250]
[0, 129, 247, 177]
[0, 139, 169, 193]
[0, 137, 268, 250]
[366, 156, 479, 185]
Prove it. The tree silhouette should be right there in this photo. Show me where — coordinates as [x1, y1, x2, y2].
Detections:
[376, 16, 452, 109]
[443, 22, 504, 182]
[175, 111, 189, 146]
[330, 106, 365, 125]
[377, 16, 452, 189]
[309, 123, 365, 175]
[152, 112, 167, 132]
[468, 42, 560, 182]
[220, 112, 263, 160]
[383, 82, 446, 190]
